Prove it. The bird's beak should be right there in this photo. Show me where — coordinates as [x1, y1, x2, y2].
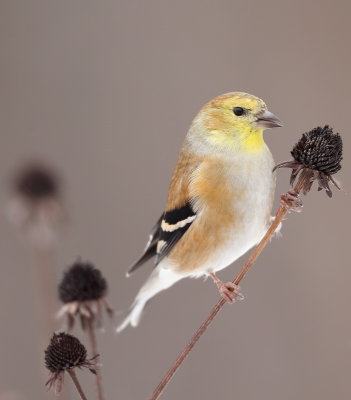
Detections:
[256, 110, 283, 129]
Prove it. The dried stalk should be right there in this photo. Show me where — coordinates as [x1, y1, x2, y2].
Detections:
[149, 172, 309, 400]
[33, 246, 72, 400]
[67, 369, 88, 400]
[85, 318, 105, 400]
[32, 246, 58, 335]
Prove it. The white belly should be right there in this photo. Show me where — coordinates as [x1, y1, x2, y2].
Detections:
[194, 147, 275, 277]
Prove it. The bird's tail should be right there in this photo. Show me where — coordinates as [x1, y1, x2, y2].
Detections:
[117, 267, 182, 332]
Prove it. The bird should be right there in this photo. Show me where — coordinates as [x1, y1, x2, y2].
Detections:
[117, 92, 283, 332]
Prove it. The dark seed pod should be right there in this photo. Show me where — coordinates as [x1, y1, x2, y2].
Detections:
[59, 261, 108, 303]
[15, 164, 58, 200]
[274, 125, 343, 197]
[291, 125, 343, 175]
[45, 332, 87, 373]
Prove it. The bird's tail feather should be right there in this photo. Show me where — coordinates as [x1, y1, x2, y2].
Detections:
[117, 267, 182, 332]
[116, 299, 149, 332]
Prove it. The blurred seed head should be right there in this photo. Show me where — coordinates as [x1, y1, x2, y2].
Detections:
[6, 162, 67, 248]
[59, 261, 107, 303]
[57, 260, 113, 331]
[274, 125, 343, 197]
[45, 332, 97, 393]
[14, 164, 59, 200]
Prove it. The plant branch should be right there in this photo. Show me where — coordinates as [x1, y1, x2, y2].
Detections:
[149, 171, 309, 400]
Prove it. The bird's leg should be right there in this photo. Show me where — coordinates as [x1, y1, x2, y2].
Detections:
[209, 273, 244, 304]
[280, 189, 303, 212]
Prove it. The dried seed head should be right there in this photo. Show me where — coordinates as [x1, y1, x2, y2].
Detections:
[45, 332, 87, 373]
[14, 164, 59, 200]
[291, 125, 342, 175]
[57, 260, 113, 331]
[6, 162, 66, 248]
[59, 261, 108, 303]
[274, 126, 343, 197]
[45, 332, 97, 393]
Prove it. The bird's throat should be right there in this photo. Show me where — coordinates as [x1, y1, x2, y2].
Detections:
[207, 128, 265, 155]
[241, 129, 265, 154]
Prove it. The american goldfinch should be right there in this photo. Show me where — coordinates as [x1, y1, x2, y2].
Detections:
[118, 92, 282, 332]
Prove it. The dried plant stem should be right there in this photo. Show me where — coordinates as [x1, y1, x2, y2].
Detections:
[33, 246, 72, 400]
[86, 319, 105, 400]
[67, 369, 88, 400]
[32, 246, 58, 334]
[149, 173, 309, 400]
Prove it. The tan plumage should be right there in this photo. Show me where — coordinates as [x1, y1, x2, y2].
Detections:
[118, 92, 282, 332]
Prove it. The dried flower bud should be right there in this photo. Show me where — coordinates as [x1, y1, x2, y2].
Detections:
[45, 332, 97, 393]
[59, 261, 108, 303]
[274, 125, 343, 197]
[6, 162, 66, 248]
[14, 164, 59, 200]
[45, 332, 88, 373]
[290, 125, 342, 175]
[57, 260, 113, 331]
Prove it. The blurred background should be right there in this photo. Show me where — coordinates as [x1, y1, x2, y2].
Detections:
[0, 1, 350, 399]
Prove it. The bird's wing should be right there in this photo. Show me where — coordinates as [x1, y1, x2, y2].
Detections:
[127, 215, 163, 276]
[126, 202, 197, 275]
[155, 150, 202, 265]
[155, 202, 196, 265]
[127, 150, 201, 276]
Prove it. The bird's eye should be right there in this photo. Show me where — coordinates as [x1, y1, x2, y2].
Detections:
[233, 107, 245, 116]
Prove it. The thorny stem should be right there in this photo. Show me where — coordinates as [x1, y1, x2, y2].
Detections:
[148, 171, 310, 400]
[67, 369, 88, 400]
[86, 318, 105, 400]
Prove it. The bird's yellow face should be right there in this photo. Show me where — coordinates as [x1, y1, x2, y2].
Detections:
[198, 92, 282, 154]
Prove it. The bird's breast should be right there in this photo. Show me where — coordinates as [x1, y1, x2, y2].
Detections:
[191, 148, 275, 223]
[170, 148, 275, 275]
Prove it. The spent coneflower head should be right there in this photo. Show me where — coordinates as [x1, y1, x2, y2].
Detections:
[6, 162, 66, 248]
[14, 164, 59, 200]
[58, 260, 113, 330]
[45, 332, 97, 393]
[59, 261, 107, 302]
[274, 125, 343, 197]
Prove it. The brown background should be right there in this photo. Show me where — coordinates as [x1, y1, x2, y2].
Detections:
[0, 1, 350, 399]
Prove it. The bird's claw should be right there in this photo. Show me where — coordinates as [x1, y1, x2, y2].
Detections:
[219, 282, 244, 304]
[280, 190, 303, 212]
[210, 273, 244, 303]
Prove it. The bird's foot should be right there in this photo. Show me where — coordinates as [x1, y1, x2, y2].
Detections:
[280, 190, 303, 212]
[210, 273, 244, 304]
[219, 282, 244, 303]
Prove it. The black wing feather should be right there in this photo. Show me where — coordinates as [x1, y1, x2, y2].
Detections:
[126, 203, 196, 275]
[155, 203, 196, 264]
[126, 215, 162, 276]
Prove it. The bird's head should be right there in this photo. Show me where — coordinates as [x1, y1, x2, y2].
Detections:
[191, 92, 282, 154]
